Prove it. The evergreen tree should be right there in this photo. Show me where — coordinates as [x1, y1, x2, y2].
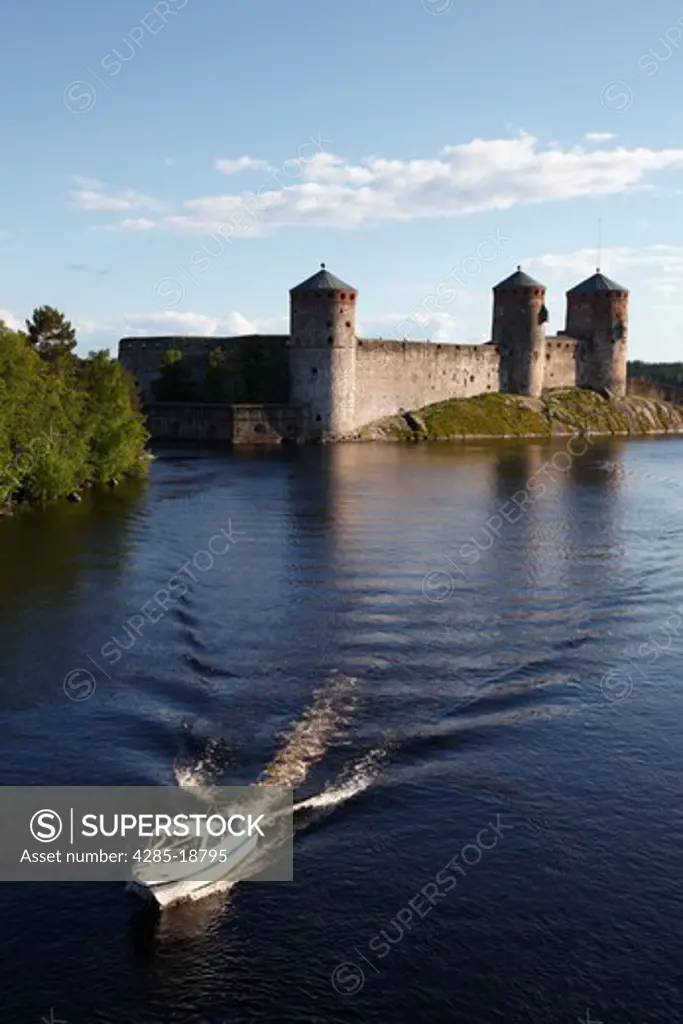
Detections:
[25, 306, 77, 361]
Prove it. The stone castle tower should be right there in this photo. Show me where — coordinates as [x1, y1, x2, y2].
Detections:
[566, 271, 629, 397]
[492, 268, 548, 397]
[289, 264, 358, 439]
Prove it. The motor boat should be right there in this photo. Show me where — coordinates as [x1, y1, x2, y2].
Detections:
[126, 827, 259, 909]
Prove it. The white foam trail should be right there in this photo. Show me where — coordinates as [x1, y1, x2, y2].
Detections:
[293, 778, 368, 813]
[258, 672, 358, 789]
[293, 746, 386, 815]
[167, 680, 386, 891]
[174, 764, 203, 789]
[173, 735, 233, 804]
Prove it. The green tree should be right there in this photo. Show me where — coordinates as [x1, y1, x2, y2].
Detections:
[0, 321, 85, 500]
[0, 317, 149, 506]
[151, 349, 197, 402]
[201, 347, 232, 402]
[628, 361, 683, 387]
[25, 306, 77, 362]
[78, 352, 149, 482]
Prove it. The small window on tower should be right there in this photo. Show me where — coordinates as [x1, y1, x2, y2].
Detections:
[328, 337, 333, 344]
[311, 367, 318, 375]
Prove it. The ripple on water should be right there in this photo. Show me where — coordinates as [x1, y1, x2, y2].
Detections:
[2, 441, 683, 1021]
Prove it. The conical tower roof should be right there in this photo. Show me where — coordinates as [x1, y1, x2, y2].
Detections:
[290, 263, 357, 294]
[567, 270, 628, 295]
[494, 266, 545, 290]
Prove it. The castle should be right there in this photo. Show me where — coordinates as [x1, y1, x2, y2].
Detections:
[119, 265, 629, 442]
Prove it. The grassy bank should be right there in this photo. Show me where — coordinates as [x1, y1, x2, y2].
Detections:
[359, 388, 683, 441]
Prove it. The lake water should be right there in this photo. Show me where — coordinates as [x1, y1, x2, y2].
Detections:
[1, 437, 683, 1023]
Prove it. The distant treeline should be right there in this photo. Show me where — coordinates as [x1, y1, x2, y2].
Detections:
[0, 307, 149, 506]
[628, 361, 683, 388]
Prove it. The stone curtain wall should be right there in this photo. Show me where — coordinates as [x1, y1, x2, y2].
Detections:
[146, 403, 298, 443]
[543, 338, 579, 390]
[118, 336, 290, 404]
[353, 340, 501, 428]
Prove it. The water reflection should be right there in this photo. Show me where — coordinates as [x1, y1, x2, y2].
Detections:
[0, 478, 148, 611]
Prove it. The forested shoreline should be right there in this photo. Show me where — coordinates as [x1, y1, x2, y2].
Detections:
[0, 307, 149, 508]
[628, 360, 683, 388]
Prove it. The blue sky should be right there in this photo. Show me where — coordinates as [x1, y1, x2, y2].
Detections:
[2, 0, 683, 358]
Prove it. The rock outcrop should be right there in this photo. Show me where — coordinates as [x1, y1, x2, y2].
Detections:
[358, 388, 683, 442]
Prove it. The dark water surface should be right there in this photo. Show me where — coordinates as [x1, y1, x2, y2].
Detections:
[2, 438, 683, 1023]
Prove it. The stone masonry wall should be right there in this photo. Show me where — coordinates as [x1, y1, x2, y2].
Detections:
[119, 335, 289, 404]
[543, 337, 579, 390]
[146, 403, 298, 443]
[353, 339, 501, 428]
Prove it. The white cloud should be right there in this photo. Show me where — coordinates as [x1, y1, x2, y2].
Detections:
[356, 311, 465, 342]
[94, 134, 683, 236]
[120, 312, 223, 336]
[527, 244, 683, 298]
[214, 156, 274, 174]
[114, 218, 157, 231]
[71, 175, 102, 190]
[69, 176, 161, 213]
[0, 309, 22, 331]
[77, 310, 285, 342]
[75, 317, 99, 335]
[225, 311, 259, 334]
[584, 132, 617, 143]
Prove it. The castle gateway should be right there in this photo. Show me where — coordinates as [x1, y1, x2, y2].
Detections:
[118, 265, 628, 442]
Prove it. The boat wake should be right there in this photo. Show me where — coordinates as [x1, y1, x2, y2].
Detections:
[151, 672, 386, 908]
[172, 730, 238, 805]
[292, 746, 385, 821]
[257, 671, 359, 789]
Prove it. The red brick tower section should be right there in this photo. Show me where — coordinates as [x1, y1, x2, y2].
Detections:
[566, 271, 628, 396]
[289, 265, 358, 440]
[492, 268, 548, 398]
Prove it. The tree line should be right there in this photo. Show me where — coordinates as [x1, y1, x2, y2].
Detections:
[0, 306, 149, 506]
[628, 360, 683, 388]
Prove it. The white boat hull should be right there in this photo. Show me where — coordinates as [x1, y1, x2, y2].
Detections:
[126, 831, 259, 908]
[127, 875, 234, 908]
